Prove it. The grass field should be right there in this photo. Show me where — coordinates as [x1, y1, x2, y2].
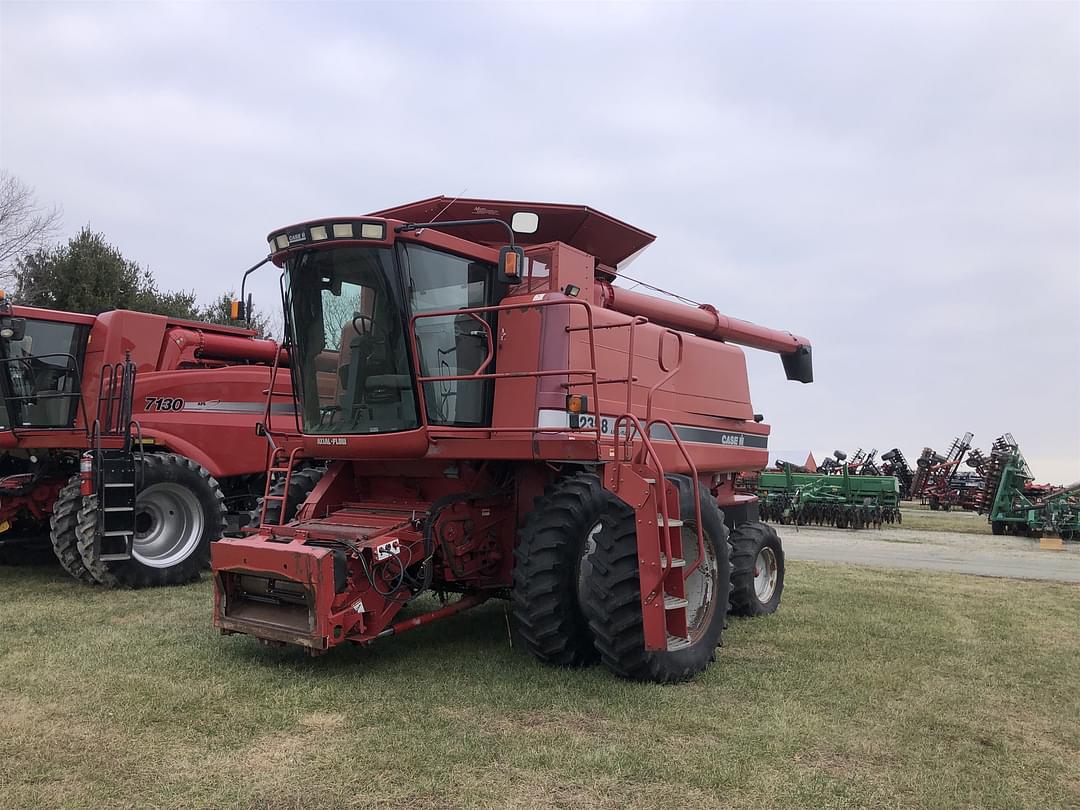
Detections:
[899, 505, 992, 535]
[1, 560, 1077, 810]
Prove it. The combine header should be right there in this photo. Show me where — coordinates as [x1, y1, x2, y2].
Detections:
[210, 196, 813, 682]
[978, 435, 1079, 539]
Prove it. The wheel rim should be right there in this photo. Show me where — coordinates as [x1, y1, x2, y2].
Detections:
[753, 546, 779, 603]
[577, 521, 602, 605]
[132, 483, 204, 568]
[682, 526, 718, 643]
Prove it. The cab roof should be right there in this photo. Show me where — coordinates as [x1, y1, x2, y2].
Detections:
[370, 196, 655, 267]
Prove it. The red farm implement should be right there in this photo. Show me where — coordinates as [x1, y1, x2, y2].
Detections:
[0, 299, 290, 586]
[211, 197, 813, 682]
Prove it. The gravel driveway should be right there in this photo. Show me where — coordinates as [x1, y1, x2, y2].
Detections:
[778, 523, 1080, 582]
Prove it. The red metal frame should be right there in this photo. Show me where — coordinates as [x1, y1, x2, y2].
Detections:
[210, 199, 813, 660]
[0, 305, 295, 535]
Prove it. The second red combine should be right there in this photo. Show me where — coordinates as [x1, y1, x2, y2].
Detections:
[212, 197, 813, 682]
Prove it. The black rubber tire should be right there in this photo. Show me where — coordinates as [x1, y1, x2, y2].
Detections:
[728, 521, 784, 617]
[76, 453, 226, 588]
[511, 472, 611, 667]
[249, 467, 325, 527]
[582, 475, 731, 683]
[928, 498, 939, 511]
[48, 475, 98, 585]
[991, 521, 1006, 536]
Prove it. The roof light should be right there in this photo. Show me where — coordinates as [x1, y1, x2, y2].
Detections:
[332, 223, 353, 238]
[360, 223, 385, 239]
[275, 235, 290, 250]
[310, 225, 328, 241]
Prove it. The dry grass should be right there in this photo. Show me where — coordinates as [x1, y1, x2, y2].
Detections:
[899, 505, 992, 534]
[0, 559, 1078, 809]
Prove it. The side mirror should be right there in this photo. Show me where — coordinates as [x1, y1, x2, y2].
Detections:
[0, 317, 26, 341]
[499, 245, 525, 284]
[511, 211, 539, 234]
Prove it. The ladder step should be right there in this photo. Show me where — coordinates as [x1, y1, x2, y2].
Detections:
[642, 477, 657, 484]
[99, 552, 132, 562]
[666, 634, 691, 651]
[658, 515, 684, 527]
[663, 595, 688, 610]
[103, 507, 134, 513]
[659, 555, 686, 568]
[104, 483, 134, 488]
[103, 530, 132, 537]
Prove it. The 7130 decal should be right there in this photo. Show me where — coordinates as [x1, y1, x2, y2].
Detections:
[144, 396, 186, 412]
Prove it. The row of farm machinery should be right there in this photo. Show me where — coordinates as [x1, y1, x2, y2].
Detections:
[743, 432, 1078, 539]
[0, 196, 821, 682]
[3, 194, 1072, 688]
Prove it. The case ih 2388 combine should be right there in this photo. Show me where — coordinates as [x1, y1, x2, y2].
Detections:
[212, 197, 813, 682]
[0, 300, 286, 587]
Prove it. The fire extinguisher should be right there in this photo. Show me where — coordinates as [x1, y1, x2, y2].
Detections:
[79, 452, 95, 497]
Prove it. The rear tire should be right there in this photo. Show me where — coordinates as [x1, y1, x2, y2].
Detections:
[511, 472, 609, 667]
[582, 475, 731, 683]
[728, 521, 784, 617]
[991, 521, 1006, 536]
[249, 467, 324, 527]
[76, 454, 226, 588]
[49, 476, 97, 584]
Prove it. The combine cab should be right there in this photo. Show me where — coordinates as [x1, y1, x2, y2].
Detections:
[211, 197, 813, 681]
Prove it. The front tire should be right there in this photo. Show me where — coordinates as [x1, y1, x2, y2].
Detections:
[582, 475, 731, 683]
[728, 521, 784, 617]
[249, 467, 324, 527]
[511, 472, 610, 667]
[49, 476, 97, 584]
[76, 454, 226, 588]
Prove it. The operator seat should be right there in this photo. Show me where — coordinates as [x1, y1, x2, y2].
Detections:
[334, 316, 414, 431]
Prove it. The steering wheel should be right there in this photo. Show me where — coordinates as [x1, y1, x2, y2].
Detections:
[351, 314, 375, 337]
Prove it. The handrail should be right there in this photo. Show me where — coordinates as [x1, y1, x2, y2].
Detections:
[645, 329, 684, 423]
[409, 297, 605, 441]
[611, 413, 674, 587]
[646, 417, 705, 578]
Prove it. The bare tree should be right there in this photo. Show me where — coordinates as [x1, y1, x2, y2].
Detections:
[0, 171, 61, 284]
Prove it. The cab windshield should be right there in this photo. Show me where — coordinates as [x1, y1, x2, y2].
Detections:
[0, 318, 88, 430]
[287, 247, 417, 434]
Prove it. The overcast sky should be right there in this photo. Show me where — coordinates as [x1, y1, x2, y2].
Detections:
[1, 1, 1077, 481]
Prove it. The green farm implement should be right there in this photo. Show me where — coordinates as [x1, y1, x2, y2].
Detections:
[979, 435, 1080, 540]
[758, 465, 902, 529]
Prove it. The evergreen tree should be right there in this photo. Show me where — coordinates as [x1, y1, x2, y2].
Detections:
[13, 227, 199, 318]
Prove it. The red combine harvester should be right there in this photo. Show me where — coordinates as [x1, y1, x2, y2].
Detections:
[0, 299, 289, 587]
[212, 197, 813, 682]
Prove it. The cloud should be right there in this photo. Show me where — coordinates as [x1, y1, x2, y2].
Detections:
[1, 0, 1076, 480]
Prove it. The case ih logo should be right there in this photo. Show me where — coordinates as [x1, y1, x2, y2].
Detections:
[287, 231, 308, 244]
[719, 433, 746, 447]
[472, 206, 500, 216]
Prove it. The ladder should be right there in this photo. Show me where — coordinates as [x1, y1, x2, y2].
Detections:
[257, 446, 303, 527]
[91, 360, 139, 561]
[606, 414, 705, 652]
